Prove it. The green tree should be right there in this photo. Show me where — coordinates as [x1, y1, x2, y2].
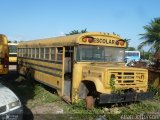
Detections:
[140, 50, 153, 60]
[124, 38, 130, 48]
[14, 40, 18, 43]
[138, 17, 160, 51]
[66, 28, 87, 35]
[8, 40, 18, 43]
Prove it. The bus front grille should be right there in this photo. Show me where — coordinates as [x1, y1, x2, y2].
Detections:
[110, 71, 146, 85]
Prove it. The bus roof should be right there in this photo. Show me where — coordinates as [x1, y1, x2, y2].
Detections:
[8, 43, 18, 46]
[18, 32, 127, 48]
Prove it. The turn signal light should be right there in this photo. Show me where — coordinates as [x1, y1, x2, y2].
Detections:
[82, 37, 87, 42]
[82, 37, 94, 43]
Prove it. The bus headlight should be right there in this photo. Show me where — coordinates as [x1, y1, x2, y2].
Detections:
[8, 100, 20, 109]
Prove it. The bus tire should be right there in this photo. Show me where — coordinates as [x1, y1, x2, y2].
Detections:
[26, 71, 34, 84]
[85, 96, 95, 109]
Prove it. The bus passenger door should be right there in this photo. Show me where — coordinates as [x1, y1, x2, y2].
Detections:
[63, 46, 74, 102]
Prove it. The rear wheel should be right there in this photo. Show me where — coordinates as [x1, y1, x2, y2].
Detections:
[26, 70, 35, 85]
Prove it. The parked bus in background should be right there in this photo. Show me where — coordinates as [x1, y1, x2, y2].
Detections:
[0, 34, 9, 74]
[17, 32, 152, 109]
[8, 43, 18, 64]
[125, 51, 140, 63]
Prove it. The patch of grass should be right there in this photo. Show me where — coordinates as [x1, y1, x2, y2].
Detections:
[63, 100, 111, 119]
[25, 84, 61, 108]
[148, 84, 160, 95]
[121, 100, 160, 115]
[33, 84, 60, 103]
[62, 96, 160, 120]
[4, 75, 61, 108]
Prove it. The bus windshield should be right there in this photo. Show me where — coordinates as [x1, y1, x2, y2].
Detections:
[76, 45, 125, 62]
[9, 45, 17, 53]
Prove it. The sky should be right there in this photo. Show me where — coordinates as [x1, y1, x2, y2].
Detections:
[0, 0, 160, 50]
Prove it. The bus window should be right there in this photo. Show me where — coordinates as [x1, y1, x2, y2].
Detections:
[57, 47, 63, 61]
[40, 48, 44, 59]
[51, 47, 55, 61]
[32, 48, 35, 58]
[45, 48, 50, 60]
[28, 48, 31, 58]
[36, 48, 39, 59]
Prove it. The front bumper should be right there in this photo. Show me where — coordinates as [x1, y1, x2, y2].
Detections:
[0, 107, 23, 120]
[98, 92, 154, 104]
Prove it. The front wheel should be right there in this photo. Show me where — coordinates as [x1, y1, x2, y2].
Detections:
[85, 96, 95, 109]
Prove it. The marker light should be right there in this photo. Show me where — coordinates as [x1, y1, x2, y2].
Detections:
[118, 40, 125, 46]
[82, 37, 94, 43]
[116, 41, 119, 45]
[82, 37, 87, 42]
[88, 37, 94, 43]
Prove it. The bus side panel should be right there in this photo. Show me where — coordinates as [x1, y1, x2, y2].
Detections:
[17, 57, 64, 96]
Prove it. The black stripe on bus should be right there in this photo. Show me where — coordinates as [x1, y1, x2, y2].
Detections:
[18, 57, 62, 64]
[23, 62, 62, 72]
[31, 67, 62, 78]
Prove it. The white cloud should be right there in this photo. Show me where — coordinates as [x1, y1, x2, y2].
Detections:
[60, 32, 65, 36]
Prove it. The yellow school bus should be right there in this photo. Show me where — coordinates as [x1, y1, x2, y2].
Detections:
[0, 34, 9, 74]
[17, 32, 153, 108]
[8, 43, 18, 64]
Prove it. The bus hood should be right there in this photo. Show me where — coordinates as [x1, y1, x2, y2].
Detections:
[82, 63, 148, 92]
[83, 62, 147, 71]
